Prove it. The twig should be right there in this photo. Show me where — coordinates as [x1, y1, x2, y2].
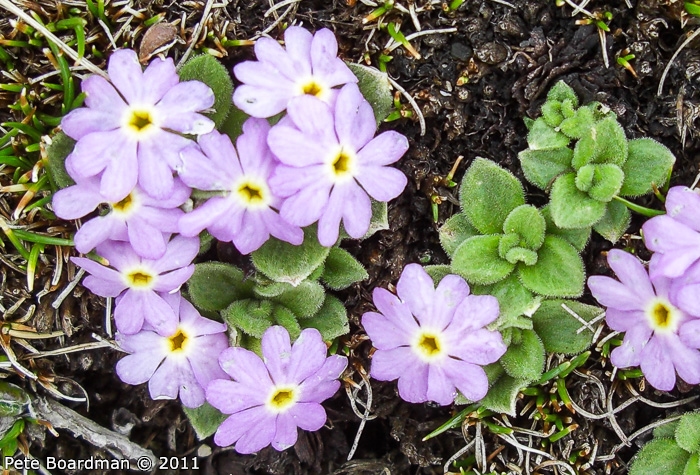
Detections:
[26, 340, 114, 359]
[657, 28, 700, 96]
[257, 2, 299, 39]
[264, 0, 302, 17]
[178, 0, 216, 66]
[0, 0, 107, 77]
[346, 372, 376, 461]
[386, 75, 426, 136]
[443, 439, 476, 474]
[52, 268, 86, 310]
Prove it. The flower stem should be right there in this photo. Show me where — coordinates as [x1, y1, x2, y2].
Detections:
[612, 195, 665, 217]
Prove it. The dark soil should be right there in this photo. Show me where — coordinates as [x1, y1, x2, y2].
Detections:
[2, 0, 700, 474]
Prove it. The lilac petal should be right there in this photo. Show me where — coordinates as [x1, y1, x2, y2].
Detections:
[664, 333, 700, 385]
[610, 324, 652, 368]
[261, 326, 293, 385]
[148, 358, 184, 401]
[158, 80, 214, 114]
[396, 363, 429, 403]
[189, 335, 230, 385]
[356, 166, 407, 202]
[587, 276, 644, 311]
[81, 75, 127, 114]
[207, 380, 263, 414]
[235, 60, 295, 90]
[283, 27, 313, 75]
[71, 257, 125, 296]
[298, 357, 345, 403]
[267, 124, 329, 167]
[116, 290, 177, 336]
[181, 299, 228, 335]
[370, 347, 418, 382]
[137, 147, 176, 200]
[116, 352, 164, 385]
[269, 164, 325, 197]
[152, 266, 194, 292]
[233, 84, 291, 118]
[151, 235, 199, 273]
[179, 137, 238, 190]
[606, 250, 655, 299]
[61, 108, 120, 139]
[334, 84, 376, 151]
[127, 216, 168, 259]
[441, 358, 490, 402]
[179, 198, 235, 238]
[680, 319, 700, 348]
[218, 347, 274, 390]
[262, 209, 304, 246]
[67, 130, 130, 178]
[665, 187, 700, 232]
[286, 328, 329, 385]
[115, 328, 163, 353]
[674, 283, 700, 316]
[357, 131, 409, 166]
[232, 212, 269, 254]
[254, 36, 298, 82]
[430, 274, 470, 331]
[640, 336, 676, 391]
[450, 295, 501, 331]
[318, 186, 346, 247]
[271, 412, 299, 451]
[396, 263, 435, 324]
[161, 112, 214, 135]
[225, 407, 276, 453]
[448, 329, 506, 365]
[643, 216, 700, 277]
[362, 311, 412, 351]
[237, 119, 275, 174]
[140, 56, 179, 103]
[107, 50, 144, 103]
[279, 180, 332, 227]
[95, 240, 139, 271]
[426, 365, 456, 405]
[140, 179, 191, 208]
[371, 287, 419, 335]
[340, 183, 372, 240]
[51, 183, 103, 220]
[287, 402, 326, 431]
[74, 217, 119, 254]
[137, 207, 183, 234]
[310, 29, 357, 87]
[285, 96, 336, 143]
[605, 308, 645, 332]
[100, 145, 140, 203]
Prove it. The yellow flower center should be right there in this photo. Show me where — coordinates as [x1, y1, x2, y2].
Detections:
[168, 329, 189, 353]
[412, 329, 446, 362]
[111, 193, 136, 214]
[127, 110, 155, 133]
[332, 151, 352, 175]
[328, 148, 355, 182]
[238, 183, 264, 204]
[266, 386, 298, 413]
[646, 298, 681, 334]
[125, 270, 155, 288]
[302, 81, 324, 97]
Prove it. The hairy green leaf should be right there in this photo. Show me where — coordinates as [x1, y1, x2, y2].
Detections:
[550, 173, 606, 229]
[321, 247, 368, 290]
[546, 80, 579, 107]
[593, 198, 631, 243]
[527, 117, 571, 150]
[460, 158, 525, 234]
[532, 300, 602, 354]
[473, 274, 539, 330]
[620, 138, 676, 197]
[251, 226, 330, 285]
[187, 262, 254, 312]
[541, 205, 590, 252]
[182, 403, 227, 440]
[629, 439, 690, 475]
[46, 132, 76, 189]
[424, 265, 452, 284]
[500, 329, 545, 381]
[274, 280, 325, 318]
[347, 63, 393, 124]
[519, 147, 573, 191]
[452, 235, 515, 285]
[676, 412, 700, 453]
[503, 205, 546, 250]
[272, 304, 301, 340]
[301, 295, 349, 341]
[222, 299, 274, 338]
[439, 213, 479, 257]
[559, 104, 595, 139]
[591, 115, 628, 165]
[479, 373, 530, 416]
[178, 54, 234, 128]
[518, 236, 584, 298]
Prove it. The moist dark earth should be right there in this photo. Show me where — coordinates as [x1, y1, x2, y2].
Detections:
[1, 0, 700, 474]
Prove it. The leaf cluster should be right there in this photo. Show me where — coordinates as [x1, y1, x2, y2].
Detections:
[630, 411, 700, 475]
[519, 81, 675, 242]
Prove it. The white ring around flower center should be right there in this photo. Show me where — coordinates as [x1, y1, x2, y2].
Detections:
[295, 77, 331, 102]
[110, 190, 141, 218]
[122, 266, 157, 290]
[121, 105, 160, 140]
[326, 145, 357, 183]
[411, 328, 447, 363]
[645, 297, 682, 334]
[231, 176, 271, 209]
[161, 324, 194, 358]
[265, 385, 299, 413]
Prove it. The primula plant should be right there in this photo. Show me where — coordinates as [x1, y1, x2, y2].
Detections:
[47, 24, 407, 451]
[518, 81, 676, 242]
